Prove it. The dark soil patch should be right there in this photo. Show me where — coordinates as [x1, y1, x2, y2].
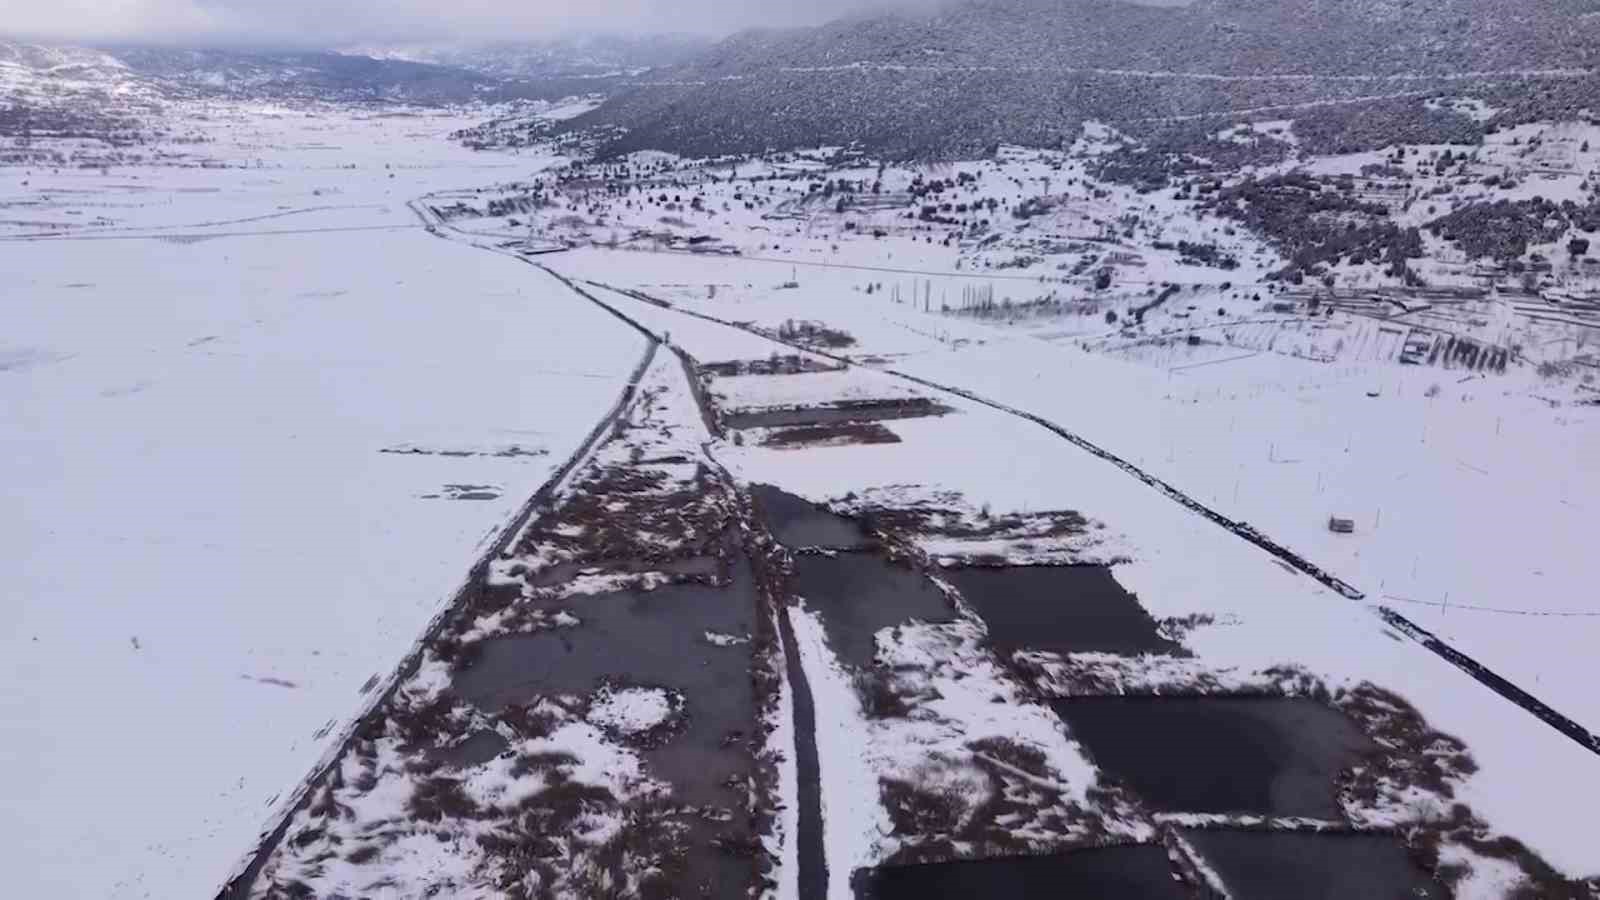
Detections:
[852, 498, 1091, 545]
[702, 355, 842, 377]
[790, 552, 956, 669]
[751, 484, 873, 551]
[1052, 697, 1375, 818]
[854, 845, 1188, 899]
[879, 777, 970, 836]
[944, 566, 1180, 656]
[408, 776, 480, 822]
[381, 445, 547, 459]
[1183, 830, 1446, 900]
[767, 319, 857, 350]
[723, 398, 951, 430]
[1335, 683, 1599, 898]
[507, 462, 728, 566]
[762, 421, 902, 449]
[422, 484, 503, 501]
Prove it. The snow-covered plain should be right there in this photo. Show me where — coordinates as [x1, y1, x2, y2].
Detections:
[1, 109, 643, 898]
[10, 91, 1600, 897]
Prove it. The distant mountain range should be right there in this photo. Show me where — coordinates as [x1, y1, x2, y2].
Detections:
[0, 36, 704, 137]
[0, 41, 164, 136]
[558, 0, 1600, 158]
[5, 0, 1598, 156]
[338, 35, 713, 81]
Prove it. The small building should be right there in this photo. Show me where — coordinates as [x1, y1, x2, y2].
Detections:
[1400, 333, 1432, 365]
[1328, 517, 1356, 534]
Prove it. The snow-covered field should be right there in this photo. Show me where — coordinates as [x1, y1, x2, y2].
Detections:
[8, 91, 1600, 897]
[546, 245, 1600, 744]
[541, 262, 1600, 887]
[1, 109, 643, 898]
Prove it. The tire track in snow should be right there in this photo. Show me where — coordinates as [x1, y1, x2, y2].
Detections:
[773, 602, 829, 900]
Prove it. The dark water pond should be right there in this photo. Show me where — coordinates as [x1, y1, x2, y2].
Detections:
[1183, 830, 1445, 900]
[791, 552, 955, 668]
[944, 565, 1180, 656]
[752, 484, 871, 550]
[433, 730, 508, 768]
[1051, 697, 1375, 818]
[448, 558, 761, 898]
[854, 845, 1187, 899]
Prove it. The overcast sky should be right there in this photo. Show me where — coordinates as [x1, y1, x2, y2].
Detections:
[0, 0, 939, 45]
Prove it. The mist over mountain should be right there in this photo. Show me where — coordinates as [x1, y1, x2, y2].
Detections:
[338, 34, 715, 81]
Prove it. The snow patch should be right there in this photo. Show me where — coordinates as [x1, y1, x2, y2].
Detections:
[587, 685, 680, 736]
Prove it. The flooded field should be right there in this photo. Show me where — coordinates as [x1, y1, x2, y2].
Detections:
[791, 552, 955, 668]
[752, 484, 872, 551]
[1052, 697, 1375, 818]
[431, 729, 509, 768]
[1183, 830, 1444, 899]
[452, 561, 757, 806]
[945, 565, 1180, 656]
[854, 845, 1188, 899]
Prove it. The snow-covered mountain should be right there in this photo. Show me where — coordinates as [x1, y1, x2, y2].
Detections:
[0, 39, 637, 137]
[0, 40, 164, 136]
[103, 46, 573, 104]
[557, 0, 1600, 158]
[339, 34, 713, 80]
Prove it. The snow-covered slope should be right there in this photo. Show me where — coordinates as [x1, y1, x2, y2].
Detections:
[561, 0, 1600, 157]
[0, 39, 165, 133]
[0, 39, 600, 141]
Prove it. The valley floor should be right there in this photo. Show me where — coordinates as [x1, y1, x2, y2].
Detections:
[1, 109, 646, 898]
[4, 105, 1598, 898]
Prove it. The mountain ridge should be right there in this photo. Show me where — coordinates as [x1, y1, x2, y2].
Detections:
[556, 0, 1600, 158]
